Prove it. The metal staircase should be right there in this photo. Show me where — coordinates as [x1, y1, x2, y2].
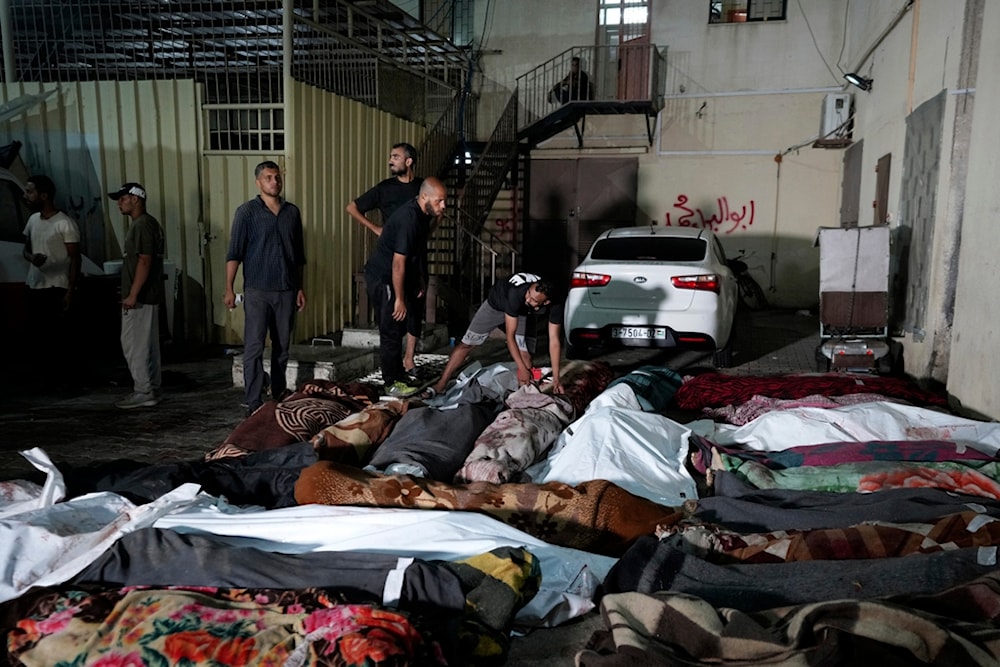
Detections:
[357, 39, 666, 334]
[422, 85, 521, 328]
[516, 43, 666, 148]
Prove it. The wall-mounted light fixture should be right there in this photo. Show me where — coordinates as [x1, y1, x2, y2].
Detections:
[844, 72, 873, 91]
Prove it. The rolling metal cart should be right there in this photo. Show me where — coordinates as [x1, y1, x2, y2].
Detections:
[814, 225, 896, 373]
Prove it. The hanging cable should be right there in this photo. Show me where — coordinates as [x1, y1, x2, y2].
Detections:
[795, 0, 842, 85]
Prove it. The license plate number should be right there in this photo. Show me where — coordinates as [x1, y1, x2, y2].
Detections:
[612, 326, 666, 340]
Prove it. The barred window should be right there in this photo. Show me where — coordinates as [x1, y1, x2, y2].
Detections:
[206, 105, 284, 153]
[710, 0, 787, 24]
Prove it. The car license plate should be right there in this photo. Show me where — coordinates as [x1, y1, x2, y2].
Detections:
[612, 326, 667, 340]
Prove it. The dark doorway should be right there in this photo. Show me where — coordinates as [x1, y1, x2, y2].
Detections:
[524, 157, 638, 293]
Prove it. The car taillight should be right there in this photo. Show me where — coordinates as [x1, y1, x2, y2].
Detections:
[571, 271, 611, 288]
[672, 274, 720, 293]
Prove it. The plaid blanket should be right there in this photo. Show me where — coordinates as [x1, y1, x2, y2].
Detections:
[578, 570, 1000, 665]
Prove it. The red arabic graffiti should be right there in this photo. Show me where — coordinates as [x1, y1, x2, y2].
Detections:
[663, 194, 755, 234]
[493, 186, 519, 237]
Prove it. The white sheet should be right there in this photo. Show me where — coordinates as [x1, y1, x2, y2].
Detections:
[0, 447, 614, 627]
[0, 447, 66, 519]
[691, 401, 1000, 452]
[527, 405, 698, 507]
[0, 483, 202, 603]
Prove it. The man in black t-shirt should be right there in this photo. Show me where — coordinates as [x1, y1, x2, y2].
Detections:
[363, 177, 447, 394]
[347, 142, 432, 377]
[428, 272, 564, 396]
[346, 142, 422, 236]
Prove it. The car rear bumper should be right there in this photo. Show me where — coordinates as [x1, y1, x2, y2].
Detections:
[568, 324, 719, 350]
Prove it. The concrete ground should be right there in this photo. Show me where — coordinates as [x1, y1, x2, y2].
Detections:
[0, 307, 821, 664]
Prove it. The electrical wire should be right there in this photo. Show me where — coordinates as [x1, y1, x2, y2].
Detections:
[477, 0, 495, 53]
[781, 108, 856, 156]
[835, 0, 851, 75]
[795, 0, 842, 85]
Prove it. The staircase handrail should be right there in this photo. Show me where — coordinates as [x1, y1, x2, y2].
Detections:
[455, 90, 519, 234]
[417, 89, 465, 180]
[454, 208, 518, 255]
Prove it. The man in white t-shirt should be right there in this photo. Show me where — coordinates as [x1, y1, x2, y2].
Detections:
[21, 174, 81, 379]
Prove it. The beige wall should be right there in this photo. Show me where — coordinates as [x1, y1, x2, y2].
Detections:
[478, 0, 1000, 417]
[1, 79, 427, 346]
[286, 80, 425, 342]
[0, 80, 206, 340]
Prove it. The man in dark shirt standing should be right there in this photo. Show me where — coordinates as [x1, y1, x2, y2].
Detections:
[346, 143, 422, 236]
[347, 142, 430, 380]
[363, 177, 446, 395]
[429, 272, 564, 396]
[224, 161, 306, 415]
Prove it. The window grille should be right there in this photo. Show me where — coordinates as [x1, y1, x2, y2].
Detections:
[709, 0, 787, 24]
[205, 105, 284, 153]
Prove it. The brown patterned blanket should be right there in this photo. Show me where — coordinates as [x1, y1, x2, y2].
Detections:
[208, 380, 378, 460]
[310, 399, 409, 467]
[294, 460, 680, 557]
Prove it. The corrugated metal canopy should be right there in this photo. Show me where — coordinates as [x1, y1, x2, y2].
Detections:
[3, 0, 469, 103]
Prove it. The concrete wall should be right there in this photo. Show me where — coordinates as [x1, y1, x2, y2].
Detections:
[475, 0, 1000, 418]
[949, 0, 999, 419]
[838, 0, 991, 406]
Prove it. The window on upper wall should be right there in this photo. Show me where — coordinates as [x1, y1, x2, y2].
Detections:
[599, 0, 650, 45]
[709, 0, 787, 24]
[205, 106, 285, 153]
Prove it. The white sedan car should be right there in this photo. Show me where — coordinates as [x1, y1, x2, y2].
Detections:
[564, 226, 739, 366]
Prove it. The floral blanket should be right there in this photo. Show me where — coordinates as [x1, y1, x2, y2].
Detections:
[8, 587, 441, 667]
[654, 510, 1000, 564]
[5, 547, 540, 667]
[456, 385, 575, 484]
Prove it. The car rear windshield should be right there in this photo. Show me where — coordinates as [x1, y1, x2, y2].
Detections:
[590, 237, 707, 262]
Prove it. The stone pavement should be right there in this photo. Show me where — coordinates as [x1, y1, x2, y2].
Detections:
[1, 308, 820, 481]
[0, 308, 821, 665]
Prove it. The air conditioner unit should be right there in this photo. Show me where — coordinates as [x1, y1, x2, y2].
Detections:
[821, 93, 851, 138]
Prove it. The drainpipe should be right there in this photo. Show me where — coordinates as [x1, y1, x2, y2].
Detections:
[1, 0, 15, 82]
[282, 0, 293, 157]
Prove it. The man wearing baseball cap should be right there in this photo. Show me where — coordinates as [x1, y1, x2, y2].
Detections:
[108, 181, 165, 409]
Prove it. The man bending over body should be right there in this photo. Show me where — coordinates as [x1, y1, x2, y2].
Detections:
[429, 273, 564, 396]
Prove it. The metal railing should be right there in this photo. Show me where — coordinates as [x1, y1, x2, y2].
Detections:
[452, 222, 518, 308]
[515, 42, 666, 131]
[417, 89, 466, 180]
[455, 91, 519, 233]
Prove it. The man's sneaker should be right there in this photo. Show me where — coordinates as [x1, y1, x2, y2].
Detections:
[116, 392, 159, 410]
[385, 381, 420, 398]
